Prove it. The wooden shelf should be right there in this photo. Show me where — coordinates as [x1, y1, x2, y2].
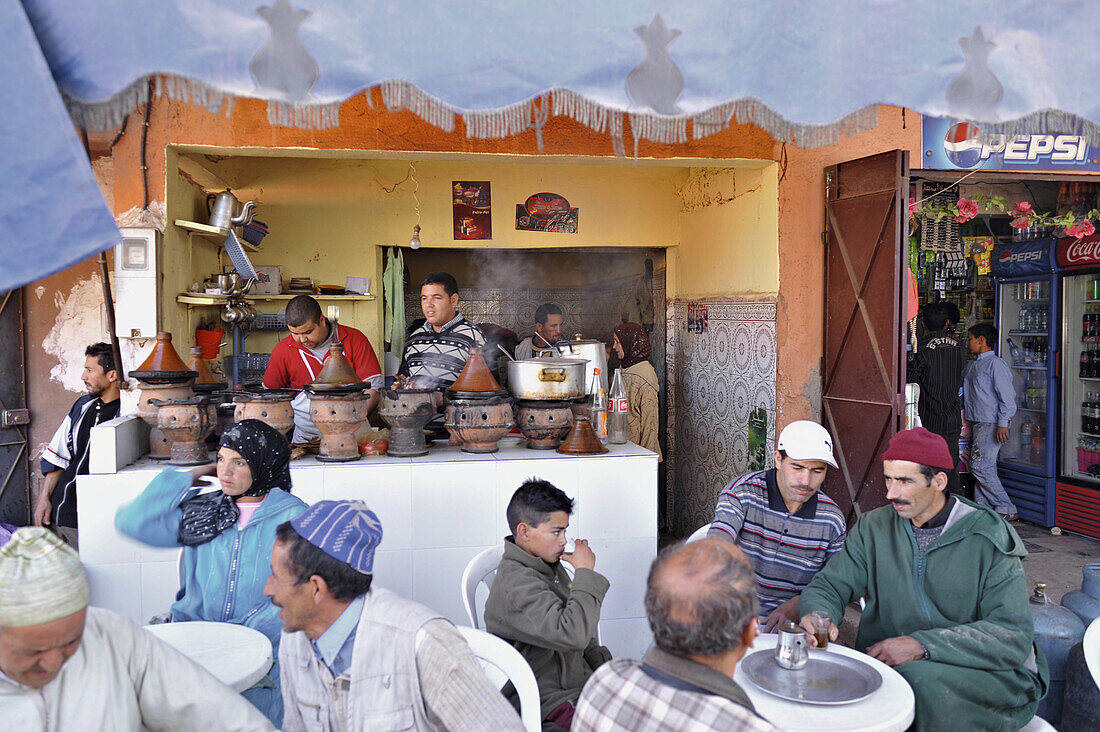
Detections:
[174, 219, 262, 252]
[177, 293, 374, 306]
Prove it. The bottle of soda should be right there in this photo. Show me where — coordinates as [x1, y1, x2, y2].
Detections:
[1020, 417, 1032, 458]
[1083, 393, 1091, 434]
[607, 368, 629, 445]
[590, 370, 608, 442]
[1031, 419, 1044, 464]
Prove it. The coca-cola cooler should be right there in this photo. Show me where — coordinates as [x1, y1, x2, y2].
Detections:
[1053, 232, 1100, 539]
[992, 237, 1058, 526]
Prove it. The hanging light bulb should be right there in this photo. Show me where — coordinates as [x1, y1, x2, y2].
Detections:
[409, 162, 422, 249]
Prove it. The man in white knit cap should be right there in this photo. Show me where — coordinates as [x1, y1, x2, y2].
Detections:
[0, 526, 274, 731]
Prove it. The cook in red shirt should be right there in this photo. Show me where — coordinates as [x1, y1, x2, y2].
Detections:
[263, 295, 382, 442]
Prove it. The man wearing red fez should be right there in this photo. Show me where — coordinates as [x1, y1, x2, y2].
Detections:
[796, 428, 1048, 731]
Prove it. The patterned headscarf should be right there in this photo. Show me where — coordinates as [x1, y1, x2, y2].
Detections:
[178, 419, 292, 546]
[614, 322, 651, 369]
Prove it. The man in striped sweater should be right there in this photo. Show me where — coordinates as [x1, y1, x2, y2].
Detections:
[398, 272, 485, 426]
[707, 420, 846, 632]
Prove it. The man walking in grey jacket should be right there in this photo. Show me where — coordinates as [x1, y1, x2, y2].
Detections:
[963, 322, 1019, 520]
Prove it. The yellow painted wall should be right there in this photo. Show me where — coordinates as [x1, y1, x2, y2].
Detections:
[675, 165, 779, 299]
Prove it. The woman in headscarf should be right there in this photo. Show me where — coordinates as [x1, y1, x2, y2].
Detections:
[612, 322, 663, 461]
[116, 419, 306, 726]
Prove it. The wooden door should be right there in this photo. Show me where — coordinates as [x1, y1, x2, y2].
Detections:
[822, 151, 909, 524]
[0, 289, 29, 524]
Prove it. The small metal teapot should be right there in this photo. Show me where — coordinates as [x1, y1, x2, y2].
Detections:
[207, 190, 256, 230]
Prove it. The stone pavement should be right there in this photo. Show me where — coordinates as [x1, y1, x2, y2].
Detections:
[1015, 520, 1099, 605]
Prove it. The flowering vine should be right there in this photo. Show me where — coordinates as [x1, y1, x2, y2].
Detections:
[909, 193, 1100, 239]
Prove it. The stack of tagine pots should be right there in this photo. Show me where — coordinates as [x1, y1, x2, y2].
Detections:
[131, 332, 197, 460]
[305, 334, 368, 462]
[444, 347, 514, 453]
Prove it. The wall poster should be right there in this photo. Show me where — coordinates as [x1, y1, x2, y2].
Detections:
[516, 192, 579, 233]
[453, 181, 492, 240]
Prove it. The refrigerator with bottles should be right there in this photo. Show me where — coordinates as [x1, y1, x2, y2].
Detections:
[1053, 233, 1100, 539]
[992, 237, 1058, 526]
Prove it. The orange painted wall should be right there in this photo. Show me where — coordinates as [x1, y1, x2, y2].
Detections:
[108, 90, 920, 421]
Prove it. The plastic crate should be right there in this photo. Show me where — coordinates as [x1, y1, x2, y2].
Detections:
[224, 352, 270, 372]
[253, 313, 286, 331]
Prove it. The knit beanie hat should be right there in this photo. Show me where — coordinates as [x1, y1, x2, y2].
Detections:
[290, 500, 382, 574]
[0, 527, 89, 627]
[881, 428, 954, 471]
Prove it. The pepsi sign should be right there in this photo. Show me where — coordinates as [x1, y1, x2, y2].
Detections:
[923, 116, 1099, 172]
[991, 239, 1053, 278]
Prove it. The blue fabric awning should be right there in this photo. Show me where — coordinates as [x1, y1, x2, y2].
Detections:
[4, 0, 1100, 292]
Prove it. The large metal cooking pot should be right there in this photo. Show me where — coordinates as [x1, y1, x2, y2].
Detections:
[507, 358, 587, 400]
[554, 338, 609, 395]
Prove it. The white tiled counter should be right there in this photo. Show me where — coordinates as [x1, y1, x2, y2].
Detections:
[77, 442, 658, 658]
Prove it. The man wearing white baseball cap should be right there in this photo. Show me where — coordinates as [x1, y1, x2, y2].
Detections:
[706, 420, 847, 631]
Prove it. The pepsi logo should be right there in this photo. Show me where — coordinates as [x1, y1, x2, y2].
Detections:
[999, 249, 1043, 264]
[944, 122, 983, 168]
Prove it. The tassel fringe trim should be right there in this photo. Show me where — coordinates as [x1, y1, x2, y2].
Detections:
[67, 74, 1097, 154]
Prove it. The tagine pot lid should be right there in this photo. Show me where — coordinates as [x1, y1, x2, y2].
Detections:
[186, 346, 226, 386]
[448, 346, 503, 393]
[308, 342, 367, 391]
[556, 414, 609, 455]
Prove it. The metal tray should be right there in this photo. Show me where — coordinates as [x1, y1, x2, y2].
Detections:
[741, 649, 882, 705]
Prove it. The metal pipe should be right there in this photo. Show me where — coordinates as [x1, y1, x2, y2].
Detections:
[97, 253, 127, 385]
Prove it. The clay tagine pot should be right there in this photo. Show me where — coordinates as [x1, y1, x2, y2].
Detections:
[135, 379, 196, 459]
[308, 390, 369, 462]
[130, 331, 196, 384]
[308, 341, 367, 393]
[187, 346, 227, 393]
[150, 397, 215, 465]
[445, 393, 515, 453]
[448, 346, 505, 397]
[557, 413, 609, 455]
[233, 390, 295, 435]
[378, 388, 436, 457]
[515, 399, 574, 450]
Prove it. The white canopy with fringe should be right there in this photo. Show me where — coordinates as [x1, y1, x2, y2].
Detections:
[4, 0, 1100, 291]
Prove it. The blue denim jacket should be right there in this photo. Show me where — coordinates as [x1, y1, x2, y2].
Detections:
[115, 467, 307, 726]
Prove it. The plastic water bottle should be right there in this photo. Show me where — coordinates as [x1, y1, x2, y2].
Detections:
[607, 368, 629, 444]
[1020, 418, 1032, 458]
[1007, 338, 1022, 366]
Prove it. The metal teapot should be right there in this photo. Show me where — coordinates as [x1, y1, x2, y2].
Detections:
[206, 190, 256, 230]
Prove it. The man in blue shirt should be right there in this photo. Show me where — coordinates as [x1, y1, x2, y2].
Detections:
[963, 322, 1018, 520]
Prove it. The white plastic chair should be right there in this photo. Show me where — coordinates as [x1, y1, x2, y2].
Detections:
[1020, 715, 1057, 731]
[462, 547, 505, 629]
[458, 625, 542, 732]
[1084, 616, 1100, 688]
[687, 523, 711, 542]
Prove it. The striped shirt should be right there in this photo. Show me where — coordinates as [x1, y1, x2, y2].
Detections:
[708, 469, 846, 619]
[907, 330, 965, 434]
[399, 313, 485, 390]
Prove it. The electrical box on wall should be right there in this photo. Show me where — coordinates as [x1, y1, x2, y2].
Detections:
[114, 227, 160, 339]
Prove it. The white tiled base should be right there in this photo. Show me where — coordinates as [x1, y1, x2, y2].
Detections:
[78, 443, 658, 658]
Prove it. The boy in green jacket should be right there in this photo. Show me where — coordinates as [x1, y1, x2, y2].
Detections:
[485, 479, 612, 731]
[798, 428, 1048, 731]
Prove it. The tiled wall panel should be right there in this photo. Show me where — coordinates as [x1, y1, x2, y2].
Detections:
[666, 299, 777, 536]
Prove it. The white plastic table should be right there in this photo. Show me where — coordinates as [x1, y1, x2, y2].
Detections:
[1085, 616, 1100, 688]
[144, 621, 273, 692]
[734, 633, 915, 732]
